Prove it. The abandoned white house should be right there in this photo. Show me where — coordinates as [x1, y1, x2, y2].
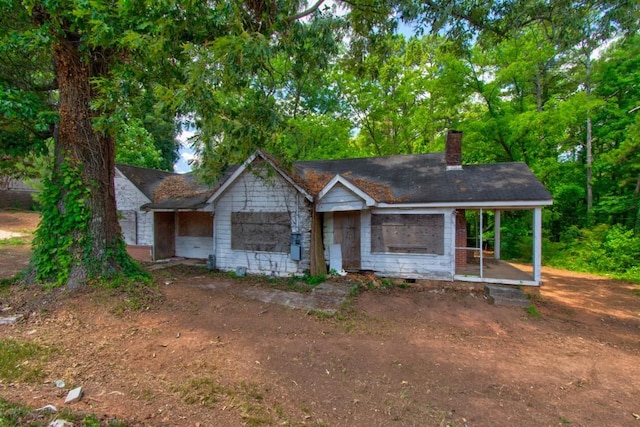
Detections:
[117, 132, 553, 286]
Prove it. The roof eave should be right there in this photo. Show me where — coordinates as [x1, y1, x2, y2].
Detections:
[375, 200, 553, 209]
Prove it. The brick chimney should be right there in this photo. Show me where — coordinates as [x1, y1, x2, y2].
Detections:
[445, 130, 462, 170]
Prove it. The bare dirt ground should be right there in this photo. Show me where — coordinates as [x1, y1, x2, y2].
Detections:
[1, 211, 640, 426]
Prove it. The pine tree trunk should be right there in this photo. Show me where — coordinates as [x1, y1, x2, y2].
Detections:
[36, 32, 127, 289]
[585, 46, 593, 219]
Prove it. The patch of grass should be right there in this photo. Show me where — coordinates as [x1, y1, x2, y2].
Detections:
[90, 277, 164, 314]
[559, 415, 571, 424]
[175, 377, 275, 425]
[0, 339, 49, 383]
[525, 303, 542, 318]
[175, 377, 226, 406]
[0, 236, 29, 246]
[0, 399, 127, 426]
[0, 277, 15, 292]
[253, 272, 327, 293]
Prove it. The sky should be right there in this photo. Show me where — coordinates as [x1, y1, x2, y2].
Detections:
[174, 130, 196, 174]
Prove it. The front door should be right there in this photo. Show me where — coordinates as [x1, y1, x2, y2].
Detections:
[333, 211, 361, 271]
[154, 212, 175, 260]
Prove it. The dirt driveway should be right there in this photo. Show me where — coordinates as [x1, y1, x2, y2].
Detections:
[1, 211, 640, 426]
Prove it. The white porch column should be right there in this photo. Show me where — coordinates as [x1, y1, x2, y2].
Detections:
[479, 208, 484, 278]
[533, 207, 542, 285]
[494, 210, 501, 260]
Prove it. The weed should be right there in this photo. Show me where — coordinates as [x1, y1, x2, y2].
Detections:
[632, 288, 640, 297]
[301, 272, 326, 286]
[348, 285, 360, 297]
[559, 415, 571, 424]
[310, 310, 335, 320]
[526, 304, 541, 318]
[0, 339, 48, 383]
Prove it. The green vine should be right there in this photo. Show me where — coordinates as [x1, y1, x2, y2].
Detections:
[32, 159, 91, 287]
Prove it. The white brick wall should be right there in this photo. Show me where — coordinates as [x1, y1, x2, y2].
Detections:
[114, 168, 153, 246]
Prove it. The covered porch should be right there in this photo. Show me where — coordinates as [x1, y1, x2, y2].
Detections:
[454, 207, 545, 286]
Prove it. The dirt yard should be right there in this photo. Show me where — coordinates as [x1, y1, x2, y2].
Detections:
[1, 211, 640, 426]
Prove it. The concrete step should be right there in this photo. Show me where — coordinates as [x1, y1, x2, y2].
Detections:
[484, 284, 530, 307]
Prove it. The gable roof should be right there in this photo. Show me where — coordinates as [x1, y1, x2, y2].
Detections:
[294, 153, 552, 208]
[115, 164, 175, 201]
[317, 174, 376, 207]
[206, 151, 313, 204]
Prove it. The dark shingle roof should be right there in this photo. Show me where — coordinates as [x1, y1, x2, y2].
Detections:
[140, 165, 240, 210]
[116, 164, 175, 201]
[294, 153, 552, 205]
[134, 152, 552, 210]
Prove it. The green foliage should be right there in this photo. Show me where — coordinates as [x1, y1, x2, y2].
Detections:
[0, 2, 57, 173]
[115, 119, 163, 169]
[32, 160, 91, 287]
[0, 339, 48, 383]
[545, 224, 640, 281]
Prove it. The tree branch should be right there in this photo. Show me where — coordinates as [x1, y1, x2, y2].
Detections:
[286, 0, 326, 23]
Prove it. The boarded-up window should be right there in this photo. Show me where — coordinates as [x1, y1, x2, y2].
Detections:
[232, 212, 291, 252]
[178, 212, 212, 237]
[371, 214, 444, 255]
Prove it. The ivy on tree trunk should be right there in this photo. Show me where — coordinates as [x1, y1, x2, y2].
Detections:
[30, 26, 144, 289]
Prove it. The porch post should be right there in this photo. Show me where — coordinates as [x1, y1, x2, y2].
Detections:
[532, 207, 542, 284]
[479, 208, 484, 278]
[494, 210, 501, 260]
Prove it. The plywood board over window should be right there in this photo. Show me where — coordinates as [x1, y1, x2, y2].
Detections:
[178, 212, 212, 237]
[371, 214, 444, 255]
[232, 212, 291, 252]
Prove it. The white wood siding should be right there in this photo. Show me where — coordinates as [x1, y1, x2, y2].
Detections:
[114, 168, 153, 246]
[322, 208, 456, 279]
[316, 184, 366, 212]
[213, 169, 312, 276]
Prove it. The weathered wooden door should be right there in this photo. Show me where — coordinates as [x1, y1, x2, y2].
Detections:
[333, 211, 361, 270]
[154, 212, 175, 260]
